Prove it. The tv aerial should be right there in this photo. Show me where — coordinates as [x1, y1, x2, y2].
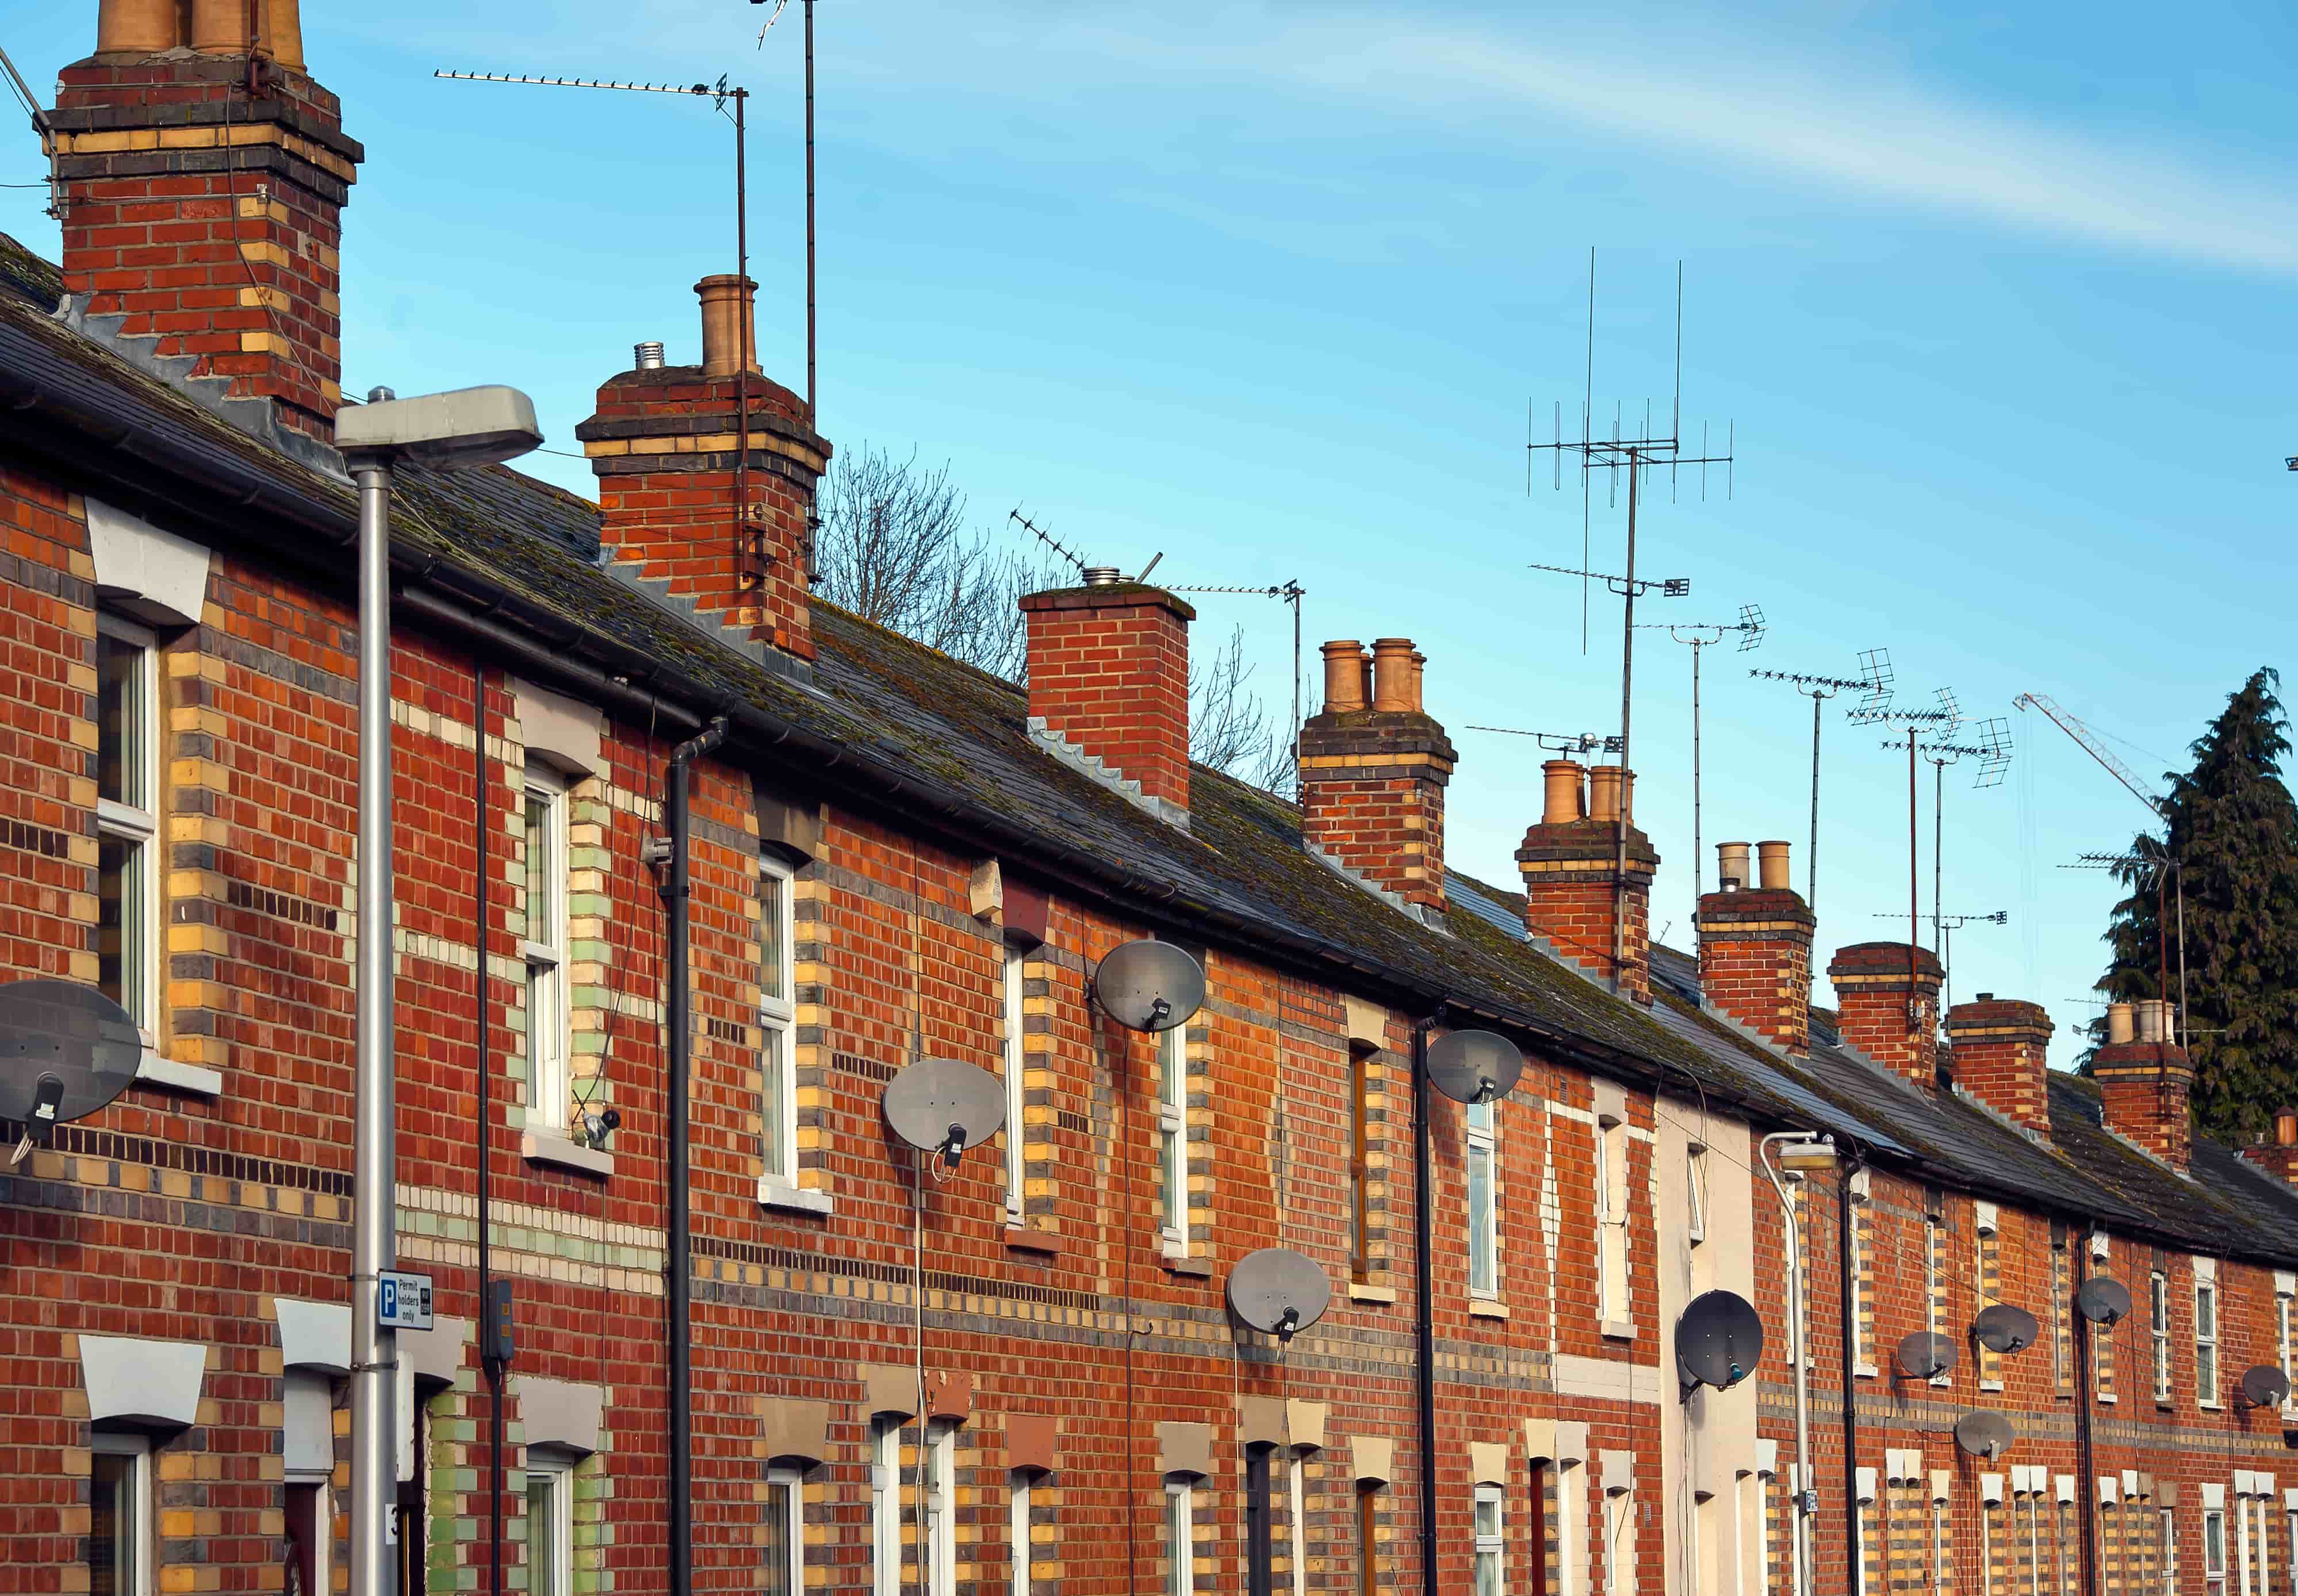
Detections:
[1091, 940, 1206, 1034]
[1226, 1247, 1332, 1344]
[1674, 1289, 1765, 1401]
[882, 1057, 1007, 1171]
[1894, 1330, 1958, 1380]
[1749, 647, 1894, 917]
[1973, 1303, 2039, 1356]
[2075, 1275, 2131, 1326]
[0, 980, 142, 1165]
[1953, 1410, 2014, 1461]
[1466, 726, 1623, 757]
[2236, 1365, 2291, 1410]
[1424, 1030, 1525, 1106]
[1636, 604, 1765, 917]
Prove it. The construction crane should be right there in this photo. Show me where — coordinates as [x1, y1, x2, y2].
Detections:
[2014, 692, 2186, 1046]
[2010, 693, 2167, 820]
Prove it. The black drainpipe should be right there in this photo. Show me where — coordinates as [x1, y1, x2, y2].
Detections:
[2073, 1240, 2099, 1596]
[1412, 1015, 1440, 1596]
[664, 717, 727, 1596]
[476, 664, 505, 1596]
[1838, 1156, 1862, 1594]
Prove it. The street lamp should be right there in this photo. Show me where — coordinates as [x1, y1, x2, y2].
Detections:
[335, 386, 542, 1596]
[1760, 1130, 1838, 1596]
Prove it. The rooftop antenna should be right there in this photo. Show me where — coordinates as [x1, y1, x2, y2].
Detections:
[1467, 727, 1624, 755]
[1527, 255, 1736, 997]
[1859, 685, 1962, 1035]
[434, 69, 771, 595]
[750, 0, 815, 428]
[1636, 604, 1764, 936]
[1749, 647, 1893, 919]
[1906, 718, 2013, 957]
[1006, 508, 1090, 578]
[1872, 909, 2005, 1018]
[1170, 581, 1308, 785]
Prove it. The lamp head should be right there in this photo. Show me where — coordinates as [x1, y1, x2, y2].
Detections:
[335, 385, 544, 470]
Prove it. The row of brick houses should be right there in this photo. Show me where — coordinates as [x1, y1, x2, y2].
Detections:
[5, 6, 2298, 1595]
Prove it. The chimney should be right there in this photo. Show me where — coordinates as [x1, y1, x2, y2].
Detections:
[1518, 761, 1660, 1003]
[1697, 839, 1816, 1055]
[1943, 993, 2055, 1138]
[1827, 942, 1944, 1089]
[577, 277, 829, 663]
[1296, 638, 1457, 912]
[2242, 1107, 2298, 1186]
[55, 0, 359, 438]
[1019, 572, 1195, 823]
[2091, 1000, 2195, 1171]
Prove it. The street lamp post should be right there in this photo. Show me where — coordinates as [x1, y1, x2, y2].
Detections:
[335, 386, 542, 1596]
[1759, 1130, 1839, 1596]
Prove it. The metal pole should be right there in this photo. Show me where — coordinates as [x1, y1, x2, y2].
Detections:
[349, 461, 398, 1596]
[1761, 1134, 1818, 1596]
[1691, 637, 1704, 939]
[1807, 691, 1824, 915]
[2176, 864, 2188, 1051]
[1908, 735, 1919, 1034]
[1411, 1019, 1439, 1596]
[803, 0, 818, 420]
[734, 87, 753, 589]
[1932, 758, 1944, 957]
[1613, 454, 1638, 994]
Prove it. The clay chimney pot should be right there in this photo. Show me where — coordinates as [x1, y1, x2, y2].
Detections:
[98, 0, 179, 53]
[1587, 766, 1633, 824]
[1757, 840, 1791, 891]
[1541, 761, 1586, 826]
[2106, 1002, 2134, 1045]
[1370, 639, 1415, 712]
[267, 0, 306, 69]
[1320, 641, 1368, 714]
[2278, 1107, 2298, 1148]
[189, 0, 249, 53]
[695, 274, 762, 378]
[1715, 841, 1752, 891]
[1409, 650, 1427, 713]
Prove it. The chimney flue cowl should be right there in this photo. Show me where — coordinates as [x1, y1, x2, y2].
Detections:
[1715, 841, 1751, 892]
[1082, 567, 1122, 587]
[634, 341, 666, 371]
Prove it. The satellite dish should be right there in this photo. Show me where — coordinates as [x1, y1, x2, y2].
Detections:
[2076, 1276, 2132, 1327]
[1675, 1290, 1765, 1398]
[1426, 1030, 1525, 1106]
[0, 980, 142, 1149]
[1092, 941, 1205, 1034]
[1894, 1332, 1958, 1380]
[1226, 1248, 1331, 1344]
[882, 1058, 1006, 1165]
[1973, 1304, 2040, 1355]
[1953, 1410, 2015, 1460]
[2239, 1366, 2291, 1410]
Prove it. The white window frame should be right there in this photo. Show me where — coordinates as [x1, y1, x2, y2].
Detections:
[2197, 1276, 2222, 1408]
[91, 1431, 153, 1596]
[1012, 1471, 1039, 1596]
[765, 1465, 803, 1596]
[1002, 942, 1028, 1223]
[1687, 1144, 1708, 1247]
[1925, 1217, 1950, 1387]
[1847, 1191, 1868, 1372]
[1288, 1451, 1308, 1596]
[2280, 1287, 2296, 1422]
[1467, 1097, 1497, 1299]
[2207, 1506, 2228, 1585]
[1158, 1026, 1189, 1255]
[2164, 1507, 2178, 1594]
[872, 1420, 902, 1596]
[925, 1421, 957, 1596]
[95, 613, 161, 1042]
[525, 1449, 575, 1596]
[522, 769, 572, 1132]
[757, 854, 798, 1188]
[1604, 1479, 1636, 1596]
[2152, 1272, 2173, 1403]
[1596, 1112, 1628, 1328]
[1474, 1483, 1504, 1596]
[1167, 1476, 1198, 1596]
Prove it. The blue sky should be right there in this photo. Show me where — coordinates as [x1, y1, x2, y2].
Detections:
[8, 1, 2295, 1066]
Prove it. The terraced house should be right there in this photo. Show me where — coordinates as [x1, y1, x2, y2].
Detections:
[6, 5, 2298, 1594]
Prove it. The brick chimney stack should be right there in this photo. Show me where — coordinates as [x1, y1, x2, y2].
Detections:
[1295, 638, 1457, 912]
[1518, 761, 1660, 1003]
[1019, 572, 1194, 823]
[1943, 993, 2055, 1138]
[1698, 839, 1816, 1054]
[2092, 999, 2196, 1171]
[578, 276, 829, 663]
[2241, 1107, 2298, 1186]
[53, 0, 357, 438]
[1828, 942, 1944, 1088]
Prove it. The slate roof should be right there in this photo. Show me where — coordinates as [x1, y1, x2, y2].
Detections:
[7, 229, 2298, 1268]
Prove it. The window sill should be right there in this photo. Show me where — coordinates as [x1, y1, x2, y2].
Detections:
[133, 1050, 223, 1099]
[1854, 1364, 1879, 1380]
[1600, 1319, 1637, 1342]
[1468, 1296, 1509, 1320]
[757, 1177, 834, 1216]
[1161, 1252, 1214, 1280]
[522, 1132, 612, 1178]
[1004, 1226, 1062, 1257]
[1979, 1380, 2004, 1393]
[2095, 1394, 2117, 1406]
[1348, 1283, 1399, 1306]
[2199, 1399, 2224, 1413]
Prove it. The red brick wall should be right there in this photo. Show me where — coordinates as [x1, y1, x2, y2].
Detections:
[1516, 821, 1658, 1004]
[1944, 997, 2055, 1136]
[1827, 942, 1943, 1088]
[1020, 584, 1193, 814]
[1697, 887, 1816, 1054]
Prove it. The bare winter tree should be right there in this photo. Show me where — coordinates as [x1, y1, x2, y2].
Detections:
[814, 442, 1293, 788]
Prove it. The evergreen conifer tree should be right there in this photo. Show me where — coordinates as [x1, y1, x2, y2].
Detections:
[2092, 668, 2298, 1141]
